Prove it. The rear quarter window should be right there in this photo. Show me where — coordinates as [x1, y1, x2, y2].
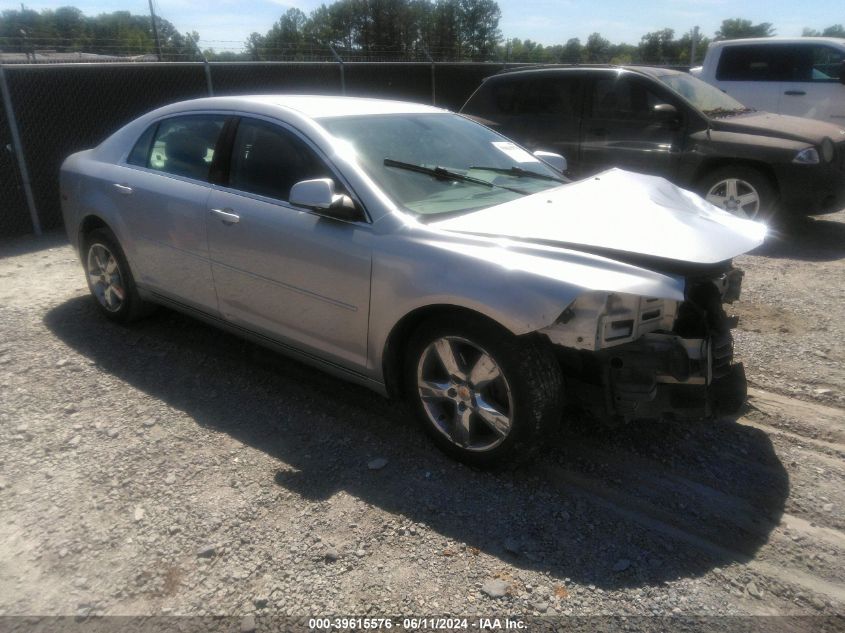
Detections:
[519, 77, 582, 117]
[126, 124, 157, 167]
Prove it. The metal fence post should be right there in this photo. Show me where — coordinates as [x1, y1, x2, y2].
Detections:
[0, 63, 41, 236]
[329, 45, 345, 95]
[191, 37, 214, 96]
[203, 59, 214, 97]
[422, 46, 435, 106]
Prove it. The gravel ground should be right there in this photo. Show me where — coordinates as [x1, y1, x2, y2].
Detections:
[0, 211, 844, 627]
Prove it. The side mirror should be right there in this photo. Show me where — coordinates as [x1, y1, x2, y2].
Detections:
[289, 178, 362, 221]
[653, 103, 679, 120]
[839, 61, 845, 85]
[533, 150, 567, 174]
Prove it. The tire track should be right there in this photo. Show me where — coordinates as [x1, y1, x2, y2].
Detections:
[540, 463, 845, 605]
[553, 440, 845, 552]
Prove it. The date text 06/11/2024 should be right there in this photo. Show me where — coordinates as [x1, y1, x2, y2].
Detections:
[307, 617, 527, 630]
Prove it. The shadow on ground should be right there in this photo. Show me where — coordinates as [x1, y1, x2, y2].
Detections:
[45, 296, 788, 590]
[0, 230, 67, 258]
[753, 215, 845, 261]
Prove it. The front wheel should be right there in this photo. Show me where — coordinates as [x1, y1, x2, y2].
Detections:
[698, 165, 778, 222]
[404, 315, 564, 468]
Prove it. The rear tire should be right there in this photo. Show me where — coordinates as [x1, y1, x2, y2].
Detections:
[404, 315, 564, 468]
[698, 165, 779, 222]
[82, 228, 154, 323]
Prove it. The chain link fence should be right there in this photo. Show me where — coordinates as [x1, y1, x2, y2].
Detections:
[0, 57, 522, 238]
[0, 88, 31, 237]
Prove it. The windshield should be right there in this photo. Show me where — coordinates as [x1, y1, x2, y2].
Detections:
[657, 73, 752, 117]
[318, 113, 565, 217]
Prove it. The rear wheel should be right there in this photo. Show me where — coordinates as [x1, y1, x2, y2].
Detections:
[404, 315, 563, 468]
[698, 165, 778, 222]
[82, 228, 153, 323]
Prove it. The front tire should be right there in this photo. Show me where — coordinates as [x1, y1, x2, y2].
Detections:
[404, 315, 563, 468]
[82, 228, 153, 323]
[698, 165, 778, 222]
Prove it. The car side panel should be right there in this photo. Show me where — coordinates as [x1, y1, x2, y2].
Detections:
[118, 168, 218, 313]
[365, 226, 686, 382]
[207, 189, 373, 371]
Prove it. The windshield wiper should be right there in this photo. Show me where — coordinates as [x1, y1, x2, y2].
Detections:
[702, 106, 756, 118]
[469, 165, 564, 182]
[383, 158, 528, 194]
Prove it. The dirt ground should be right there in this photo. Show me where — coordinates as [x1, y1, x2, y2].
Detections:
[0, 211, 843, 628]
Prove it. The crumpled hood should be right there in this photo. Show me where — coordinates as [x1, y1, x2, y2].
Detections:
[711, 111, 845, 145]
[429, 169, 767, 266]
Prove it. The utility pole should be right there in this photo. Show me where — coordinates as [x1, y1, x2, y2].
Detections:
[690, 25, 699, 67]
[148, 0, 163, 61]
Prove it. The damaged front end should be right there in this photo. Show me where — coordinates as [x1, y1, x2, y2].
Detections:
[539, 267, 747, 423]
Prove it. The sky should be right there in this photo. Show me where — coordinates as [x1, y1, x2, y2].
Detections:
[4, 0, 844, 51]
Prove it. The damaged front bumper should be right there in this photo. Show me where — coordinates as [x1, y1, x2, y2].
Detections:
[542, 267, 748, 422]
[592, 331, 747, 421]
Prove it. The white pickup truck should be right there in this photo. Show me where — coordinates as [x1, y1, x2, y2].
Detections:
[690, 37, 845, 123]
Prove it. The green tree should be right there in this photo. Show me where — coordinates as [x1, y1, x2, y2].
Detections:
[430, 0, 461, 59]
[244, 32, 265, 60]
[803, 25, 845, 38]
[562, 37, 582, 62]
[584, 32, 611, 62]
[609, 42, 637, 64]
[638, 28, 678, 63]
[458, 0, 501, 59]
[263, 7, 308, 57]
[715, 18, 775, 40]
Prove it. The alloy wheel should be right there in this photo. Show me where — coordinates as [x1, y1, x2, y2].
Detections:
[705, 178, 761, 219]
[86, 243, 126, 312]
[416, 336, 514, 452]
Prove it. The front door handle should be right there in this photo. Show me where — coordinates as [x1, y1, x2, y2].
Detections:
[113, 183, 133, 195]
[210, 208, 240, 225]
[784, 90, 806, 96]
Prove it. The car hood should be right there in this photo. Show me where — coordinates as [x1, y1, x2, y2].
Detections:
[710, 111, 845, 144]
[428, 168, 767, 271]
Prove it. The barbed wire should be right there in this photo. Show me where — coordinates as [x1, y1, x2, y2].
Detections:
[0, 35, 694, 65]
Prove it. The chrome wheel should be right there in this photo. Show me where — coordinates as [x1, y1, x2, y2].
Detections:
[705, 178, 760, 219]
[86, 243, 126, 312]
[416, 336, 514, 452]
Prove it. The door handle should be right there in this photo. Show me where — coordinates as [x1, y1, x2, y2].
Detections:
[113, 183, 133, 195]
[784, 90, 806, 96]
[210, 208, 240, 225]
[589, 127, 607, 136]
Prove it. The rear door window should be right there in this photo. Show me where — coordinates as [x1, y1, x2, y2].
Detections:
[716, 45, 797, 81]
[802, 45, 845, 82]
[518, 76, 582, 118]
[145, 115, 226, 182]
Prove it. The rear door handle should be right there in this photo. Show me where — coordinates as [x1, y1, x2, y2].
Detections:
[784, 90, 806, 96]
[589, 127, 607, 135]
[210, 208, 240, 225]
[113, 183, 133, 195]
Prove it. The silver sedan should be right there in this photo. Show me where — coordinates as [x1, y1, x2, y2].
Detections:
[61, 95, 767, 466]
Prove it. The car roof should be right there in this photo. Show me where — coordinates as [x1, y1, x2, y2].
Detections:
[708, 36, 845, 47]
[162, 94, 446, 119]
[487, 64, 685, 81]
